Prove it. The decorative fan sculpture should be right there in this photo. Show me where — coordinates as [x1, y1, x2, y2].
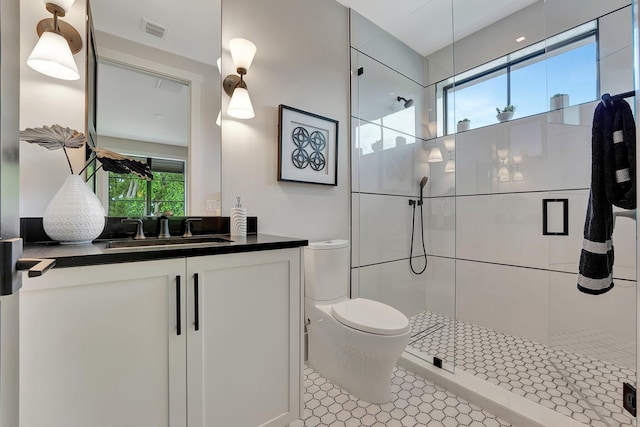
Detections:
[20, 124, 152, 181]
[20, 124, 87, 173]
[90, 147, 153, 180]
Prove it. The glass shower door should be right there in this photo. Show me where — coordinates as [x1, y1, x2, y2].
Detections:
[545, 1, 637, 425]
[349, 2, 457, 373]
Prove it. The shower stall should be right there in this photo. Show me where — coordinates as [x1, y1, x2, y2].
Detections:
[349, 1, 638, 426]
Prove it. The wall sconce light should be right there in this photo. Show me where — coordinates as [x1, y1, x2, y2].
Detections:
[443, 138, 455, 172]
[495, 148, 511, 181]
[427, 142, 443, 163]
[498, 165, 510, 182]
[223, 38, 256, 119]
[512, 154, 524, 181]
[512, 168, 524, 181]
[27, 1, 82, 80]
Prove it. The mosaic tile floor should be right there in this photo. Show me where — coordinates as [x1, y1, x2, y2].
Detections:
[291, 364, 511, 427]
[408, 311, 636, 427]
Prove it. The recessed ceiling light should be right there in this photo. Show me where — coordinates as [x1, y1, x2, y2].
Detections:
[516, 36, 526, 43]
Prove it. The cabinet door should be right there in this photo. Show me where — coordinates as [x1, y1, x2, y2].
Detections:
[186, 248, 302, 427]
[20, 259, 187, 427]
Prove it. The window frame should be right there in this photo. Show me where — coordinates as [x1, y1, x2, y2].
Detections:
[440, 22, 598, 135]
[107, 156, 186, 217]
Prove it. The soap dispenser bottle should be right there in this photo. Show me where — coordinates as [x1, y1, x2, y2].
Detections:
[230, 196, 247, 237]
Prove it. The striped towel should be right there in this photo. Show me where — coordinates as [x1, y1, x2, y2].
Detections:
[578, 99, 636, 295]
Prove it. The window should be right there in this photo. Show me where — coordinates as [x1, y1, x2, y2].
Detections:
[438, 21, 598, 135]
[108, 157, 186, 217]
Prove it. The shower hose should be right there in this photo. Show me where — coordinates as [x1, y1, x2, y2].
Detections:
[410, 200, 428, 274]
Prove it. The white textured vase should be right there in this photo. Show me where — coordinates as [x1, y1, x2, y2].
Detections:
[43, 175, 106, 244]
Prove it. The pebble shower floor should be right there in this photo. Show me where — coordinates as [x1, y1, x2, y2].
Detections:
[408, 310, 636, 427]
[291, 364, 511, 427]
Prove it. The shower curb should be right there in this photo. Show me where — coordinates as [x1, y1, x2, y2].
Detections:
[398, 352, 588, 427]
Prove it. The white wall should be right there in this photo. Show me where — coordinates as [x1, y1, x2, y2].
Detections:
[221, 0, 350, 241]
[20, 0, 87, 217]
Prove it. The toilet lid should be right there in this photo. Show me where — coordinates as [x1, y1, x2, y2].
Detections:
[331, 298, 410, 336]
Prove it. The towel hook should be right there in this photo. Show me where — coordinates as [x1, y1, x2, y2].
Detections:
[601, 93, 614, 109]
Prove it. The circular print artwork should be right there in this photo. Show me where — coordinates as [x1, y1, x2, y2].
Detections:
[291, 148, 310, 169]
[309, 151, 326, 171]
[309, 131, 326, 151]
[290, 126, 327, 171]
[291, 127, 310, 148]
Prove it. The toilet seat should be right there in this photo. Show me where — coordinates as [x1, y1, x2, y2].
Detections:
[331, 298, 410, 336]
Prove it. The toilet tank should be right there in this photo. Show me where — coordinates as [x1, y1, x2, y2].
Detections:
[304, 239, 350, 301]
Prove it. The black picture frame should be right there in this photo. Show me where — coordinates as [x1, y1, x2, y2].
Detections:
[277, 104, 338, 186]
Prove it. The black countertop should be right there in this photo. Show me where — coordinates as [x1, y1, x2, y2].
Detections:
[22, 234, 309, 269]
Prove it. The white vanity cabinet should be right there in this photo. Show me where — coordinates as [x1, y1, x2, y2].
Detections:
[19, 247, 302, 427]
[185, 248, 302, 427]
[19, 258, 188, 427]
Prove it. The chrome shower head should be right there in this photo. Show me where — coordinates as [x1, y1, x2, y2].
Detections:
[397, 96, 414, 108]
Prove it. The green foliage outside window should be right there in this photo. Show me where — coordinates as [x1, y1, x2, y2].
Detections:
[108, 167, 185, 217]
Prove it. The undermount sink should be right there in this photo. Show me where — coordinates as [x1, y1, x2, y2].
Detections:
[106, 235, 233, 249]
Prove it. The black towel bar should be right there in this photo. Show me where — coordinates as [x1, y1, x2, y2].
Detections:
[601, 91, 636, 108]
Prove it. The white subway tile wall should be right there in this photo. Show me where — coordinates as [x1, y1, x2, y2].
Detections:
[351, 4, 636, 426]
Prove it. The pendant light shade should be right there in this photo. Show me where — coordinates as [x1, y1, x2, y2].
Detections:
[498, 166, 510, 182]
[227, 87, 255, 119]
[443, 138, 455, 152]
[229, 38, 256, 72]
[27, 31, 80, 80]
[427, 146, 443, 163]
[445, 159, 456, 172]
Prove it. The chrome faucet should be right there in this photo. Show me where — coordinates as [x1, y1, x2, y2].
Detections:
[121, 218, 146, 240]
[183, 217, 202, 238]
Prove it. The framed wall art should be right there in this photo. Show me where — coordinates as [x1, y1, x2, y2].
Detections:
[278, 104, 338, 186]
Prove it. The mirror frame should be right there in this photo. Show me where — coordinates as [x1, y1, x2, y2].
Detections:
[92, 46, 203, 215]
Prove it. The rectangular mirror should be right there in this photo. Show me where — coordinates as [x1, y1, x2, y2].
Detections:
[88, 0, 221, 216]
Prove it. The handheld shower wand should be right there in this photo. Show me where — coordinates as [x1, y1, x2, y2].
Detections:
[410, 177, 429, 274]
[418, 176, 428, 205]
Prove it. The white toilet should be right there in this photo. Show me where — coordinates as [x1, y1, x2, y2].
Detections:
[304, 239, 411, 404]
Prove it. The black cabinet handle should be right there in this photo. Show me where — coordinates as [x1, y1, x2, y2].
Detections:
[16, 257, 56, 277]
[176, 275, 181, 336]
[194, 273, 200, 331]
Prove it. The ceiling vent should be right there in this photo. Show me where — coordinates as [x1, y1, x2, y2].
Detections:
[155, 78, 186, 94]
[142, 19, 168, 39]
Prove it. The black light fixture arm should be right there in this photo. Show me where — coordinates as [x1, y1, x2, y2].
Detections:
[223, 70, 248, 97]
